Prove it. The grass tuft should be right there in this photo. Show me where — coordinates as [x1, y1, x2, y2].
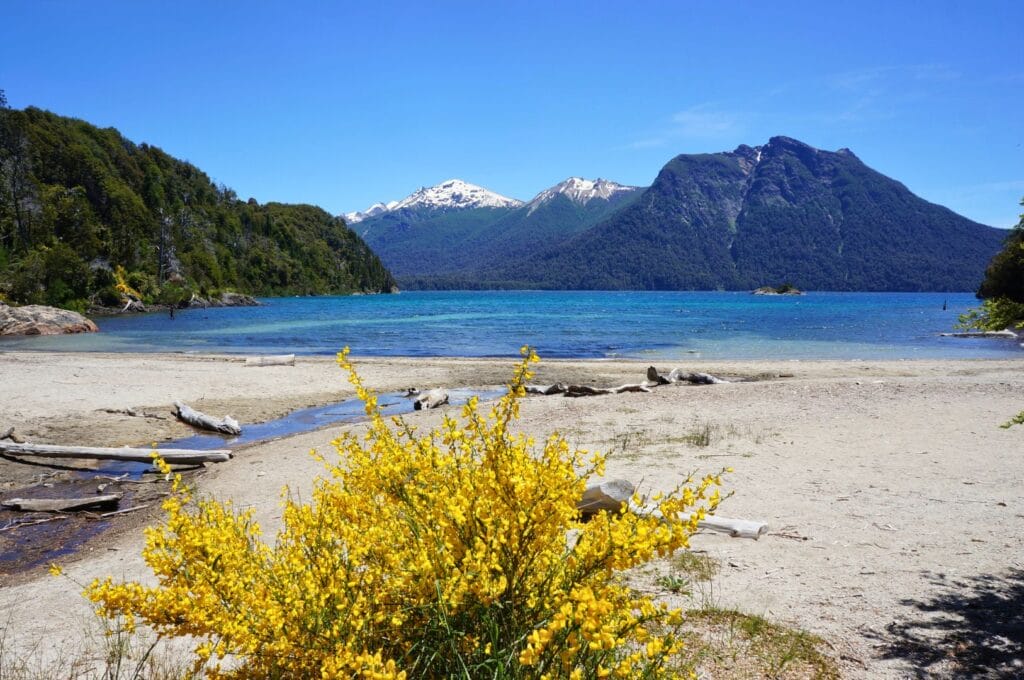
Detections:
[672, 551, 720, 582]
[672, 607, 841, 679]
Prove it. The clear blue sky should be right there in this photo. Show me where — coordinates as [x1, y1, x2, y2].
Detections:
[2, 1, 1022, 227]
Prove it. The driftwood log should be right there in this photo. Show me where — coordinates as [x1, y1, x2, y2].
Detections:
[684, 372, 729, 385]
[413, 388, 449, 410]
[0, 441, 231, 465]
[528, 383, 652, 398]
[100, 503, 152, 518]
[695, 516, 769, 539]
[578, 479, 635, 515]
[647, 366, 729, 385]
[2, 493, 122, 513]
[577, 479, 768, 540]
[174, 401, 241, 435]
[526, 368, 726, 400]
[244, 354, 296, 367]
[525, 383, 567, 395]
[99, 408, 167, 420]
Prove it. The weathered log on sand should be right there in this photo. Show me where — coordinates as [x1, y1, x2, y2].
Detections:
[683, 372, 729, 385]
[613, 383, 652, 394]
[578, 479, 767, 540]
[0, 442, 232, 464]
[2, 494, 122, 513]
[526, 383, 567, 395]
[244, 354, 296, 367]
[413, 388, 449, 410]
[100, 503, 152, 518]
[564, 385, 612, 397]
[562, 383, 651, 398]
[578, 479, 635, 516]
[633, 501, 768, 540]
[647, 366, 671, 385]
[696, 516, 769, 539]
[99, 408, 168, 420]
[647, 367, 729, 385]
[174, 401, 241, 435]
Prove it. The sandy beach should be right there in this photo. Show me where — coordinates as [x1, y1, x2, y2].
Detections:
[1, 350, 1022, 677]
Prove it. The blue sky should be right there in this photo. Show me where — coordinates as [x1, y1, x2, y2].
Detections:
[2, 1, 1022, 227]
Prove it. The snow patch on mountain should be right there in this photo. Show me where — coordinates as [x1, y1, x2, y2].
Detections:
[344, 180, 522, 223]
[393, 179, 522, 212]
[526, 178, 637, 214]
[343, 201, 398, 224]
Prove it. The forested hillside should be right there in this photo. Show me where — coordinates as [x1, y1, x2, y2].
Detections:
[0, 96, 396, 311]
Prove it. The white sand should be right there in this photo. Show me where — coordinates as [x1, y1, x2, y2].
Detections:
[0, 351, 1021, 677]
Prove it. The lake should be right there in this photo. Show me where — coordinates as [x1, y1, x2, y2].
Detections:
[1, 291, 1020, 360]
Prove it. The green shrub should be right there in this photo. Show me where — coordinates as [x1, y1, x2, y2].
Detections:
[957, 297, 1024, 331]
[126, 270, 158, 301]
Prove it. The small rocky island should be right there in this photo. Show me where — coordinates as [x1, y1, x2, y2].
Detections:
[752, 284, 804, 296]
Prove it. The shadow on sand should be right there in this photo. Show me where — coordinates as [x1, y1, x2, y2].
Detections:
[876, 568, 1024, 678]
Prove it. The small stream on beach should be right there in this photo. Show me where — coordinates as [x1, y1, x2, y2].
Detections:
[88, 387, 506, 479]
[1, 387, 505, 573]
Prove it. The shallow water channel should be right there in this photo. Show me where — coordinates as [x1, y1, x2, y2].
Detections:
[1, 387, 505, 573]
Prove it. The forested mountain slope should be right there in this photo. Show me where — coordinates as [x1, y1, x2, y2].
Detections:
[498, 137, 1004, 291]
[407, 137, 999, 290]
[0, 101, 396, 310]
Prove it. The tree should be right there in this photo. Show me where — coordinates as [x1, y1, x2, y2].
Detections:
[977, 198, 1024, 303]
[958, 198, 1024, 330]
[0, 105, 36, 252]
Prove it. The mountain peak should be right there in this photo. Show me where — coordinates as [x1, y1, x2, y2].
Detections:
[766, 135, 811, 149]
[344, 179, 521, 223]
[527, 177, 637, 212]
[343, 201, 397, 224]
[393, 179, 522, 212]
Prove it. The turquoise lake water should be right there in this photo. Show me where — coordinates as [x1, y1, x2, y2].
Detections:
[1, 291, 1020, 360]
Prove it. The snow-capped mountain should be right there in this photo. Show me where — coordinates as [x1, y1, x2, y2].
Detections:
[354, 175, 642, 282]
[526, 177, 637, 213]
[343, 201, 398, 224]
[344, 179, 522, 224]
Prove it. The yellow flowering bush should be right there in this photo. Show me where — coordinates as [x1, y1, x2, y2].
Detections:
[113, 264, 143, 301]
[87, 348, 725, 678]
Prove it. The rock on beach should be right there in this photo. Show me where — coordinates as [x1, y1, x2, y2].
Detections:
[0, 302, 99, 336]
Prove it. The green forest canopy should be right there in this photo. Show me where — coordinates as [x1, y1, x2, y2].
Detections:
[0, 93, 396, 311]
[961, 197, 1024, 330]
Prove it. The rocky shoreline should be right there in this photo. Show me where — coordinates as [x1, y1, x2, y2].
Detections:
[1, 292, 259, 337]
[88, 291, 260, 317]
